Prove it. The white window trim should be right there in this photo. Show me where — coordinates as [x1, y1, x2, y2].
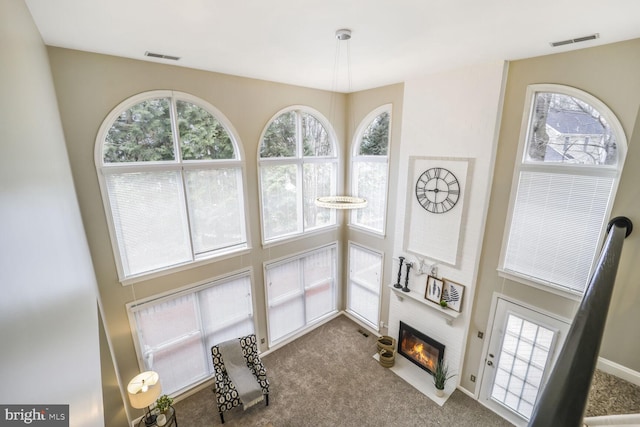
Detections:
[126, 268, 257, 395]
[348, 104, 392, 237]
[263, 242, 339, 346]
[498, 84, 627, 295]
[95, 90, 252, 284]
[257, 105, 340, 246]
[346, 240, 384, 331]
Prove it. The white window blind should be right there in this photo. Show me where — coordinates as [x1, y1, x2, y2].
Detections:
[258, 107, 337, 243]
[129, 274, 254, 395]
[266, 245, 337, 345]
[97, 91, 248, 281]
[504, 171, 614, 293]
[106, 171, 192, 275]
[347, 243, 382, 329]
[501, 85, 625, 295]
[350, 108, 391, 235]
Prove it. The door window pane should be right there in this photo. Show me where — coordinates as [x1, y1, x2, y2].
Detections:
[491, 314, 556, 420]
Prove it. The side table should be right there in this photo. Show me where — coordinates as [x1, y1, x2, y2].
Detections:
[137, 405, 178, 427]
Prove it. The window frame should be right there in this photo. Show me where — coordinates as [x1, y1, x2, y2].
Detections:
[95, 90, 251, 285]
[349, 104, 392, 236]
[263, 242, 339, 347]
[126, 268, 257, 396]
[498, 84, 627, 298]
[257, 105, 339, 245]
[346, 241, 384, 331]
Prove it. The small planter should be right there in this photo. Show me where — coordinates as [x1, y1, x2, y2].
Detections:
[377, 335, 396, 353]
[379, 349, 395, 368]
[435, 388, 445, 398]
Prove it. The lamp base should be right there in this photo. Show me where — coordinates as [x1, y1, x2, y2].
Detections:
[143, 414, 157, 426]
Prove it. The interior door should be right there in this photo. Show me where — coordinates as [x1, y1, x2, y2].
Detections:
[478, 297, 571, 426]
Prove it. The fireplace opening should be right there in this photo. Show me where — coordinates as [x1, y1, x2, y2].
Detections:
[398, 321, 445, 375]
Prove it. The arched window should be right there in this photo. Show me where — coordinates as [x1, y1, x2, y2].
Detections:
[499, 84, 626, 295]
[96, 91, 248, 282]
[258, 107, 338, 243]
[350, 105, 391, 235]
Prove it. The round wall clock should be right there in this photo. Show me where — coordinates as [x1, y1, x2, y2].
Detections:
[415, 167, 460, 214]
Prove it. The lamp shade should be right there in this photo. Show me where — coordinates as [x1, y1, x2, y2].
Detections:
[127, 371, 162, 409]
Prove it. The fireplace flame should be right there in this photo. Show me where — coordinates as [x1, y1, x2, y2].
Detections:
[408, 342, 435, 370]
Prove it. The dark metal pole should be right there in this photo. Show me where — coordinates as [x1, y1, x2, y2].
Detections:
[528, 217, 632, 427]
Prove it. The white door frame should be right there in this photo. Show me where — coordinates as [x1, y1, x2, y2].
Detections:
[476, 293, 572, 425]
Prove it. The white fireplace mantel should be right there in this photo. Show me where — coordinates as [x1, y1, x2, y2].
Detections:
[389, 285, 460, 325]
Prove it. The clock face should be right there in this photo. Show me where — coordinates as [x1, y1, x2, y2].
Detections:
[415, 167, 460, 213]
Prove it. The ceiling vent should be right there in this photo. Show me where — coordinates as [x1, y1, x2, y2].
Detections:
[550, 33, 599, 47]
[144, 51, 181, 61]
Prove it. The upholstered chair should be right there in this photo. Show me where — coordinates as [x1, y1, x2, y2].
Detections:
[211, 334, 270, 424]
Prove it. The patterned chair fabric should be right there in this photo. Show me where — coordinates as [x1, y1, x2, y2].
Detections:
[211, 334, 270, 423]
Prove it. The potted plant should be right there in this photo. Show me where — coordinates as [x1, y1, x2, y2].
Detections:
[155, 394, 173, 426]
[433, 359, 455, 397]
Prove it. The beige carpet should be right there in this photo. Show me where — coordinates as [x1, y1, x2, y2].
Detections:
[175, 315, 511, 426]
[585, 369, 640, 417]
[174, 315, 639, 426]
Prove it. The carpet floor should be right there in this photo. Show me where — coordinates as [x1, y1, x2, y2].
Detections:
[174, 314, 640, 426]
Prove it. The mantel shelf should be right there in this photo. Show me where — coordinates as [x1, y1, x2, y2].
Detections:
[388, 285, 460, 325]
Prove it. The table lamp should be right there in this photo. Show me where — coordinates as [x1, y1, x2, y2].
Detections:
[127, 371, 162, 426]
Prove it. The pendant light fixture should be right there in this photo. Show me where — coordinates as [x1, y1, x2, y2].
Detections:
[314, 28, 367, 210]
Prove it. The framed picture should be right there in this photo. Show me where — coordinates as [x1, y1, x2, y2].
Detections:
[442, 279, 465, 312]
[425, 275, 444, 304]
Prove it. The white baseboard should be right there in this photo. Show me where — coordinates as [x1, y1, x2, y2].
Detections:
[456, 385, 476, 399]
[597, 357, 640, 387]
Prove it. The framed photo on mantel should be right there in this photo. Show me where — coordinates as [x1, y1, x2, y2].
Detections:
[425, 275, 443, 304]
[442, 279, 465, 312]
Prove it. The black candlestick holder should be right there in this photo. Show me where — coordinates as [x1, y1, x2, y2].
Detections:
[402, 262, 413, 292]
[394, 256, 405, 288]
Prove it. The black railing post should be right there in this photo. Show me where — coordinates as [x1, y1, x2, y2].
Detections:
[528, 217, 632, 427]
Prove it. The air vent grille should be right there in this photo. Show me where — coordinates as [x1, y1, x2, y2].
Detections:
[550, 33, 599, 47]
[144, 51, 181, 61]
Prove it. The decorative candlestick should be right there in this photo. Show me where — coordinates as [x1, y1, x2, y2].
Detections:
[402, 262, 413, 292]
[394, 256, 405, 288]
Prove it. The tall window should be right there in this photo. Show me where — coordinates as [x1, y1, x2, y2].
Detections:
[265, 244, 337, 345]
[96, 91, 248, 282]
[128, 272, 254, 395]
[258, 107, 338, 243]
[500, 84, 626, 295]
[350, 106, 391, 234]
[346, 243, 383, 330]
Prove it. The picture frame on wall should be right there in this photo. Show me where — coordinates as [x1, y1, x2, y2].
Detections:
[442, 279, 465, 312]
[425, 275, 444, 304]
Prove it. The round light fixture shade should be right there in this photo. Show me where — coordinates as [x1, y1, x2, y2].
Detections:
[315, 196, 367, 209]
[127, 371, 162, 409]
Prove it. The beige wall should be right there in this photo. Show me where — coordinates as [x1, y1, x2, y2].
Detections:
[0, 1, 104, 425]
[463, 38, 640, 393]
[46, 46, 403, 424]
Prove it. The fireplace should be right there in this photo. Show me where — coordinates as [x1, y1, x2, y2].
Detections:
[398, 321, 445, 375]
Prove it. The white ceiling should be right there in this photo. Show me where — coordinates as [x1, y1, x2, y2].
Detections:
[25, 0, 640, 93]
